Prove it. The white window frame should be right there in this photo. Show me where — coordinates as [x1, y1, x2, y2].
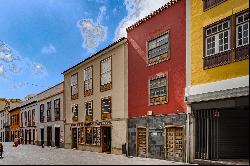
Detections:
[72, 104, 78, 119]
[100, 57, 112, 86]
[147, 32, 169, 60]
[84, 66, 93, 91]
[205, 20, 231, 57]
[85, 101, 93, 116]
[149, 76, 168, 101]
[236, 12, 249, 48]
[71, 73, 78, 96]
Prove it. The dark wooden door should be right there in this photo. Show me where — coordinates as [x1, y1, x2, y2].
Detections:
[72, 128, 77, 149]
[55, 127, 60, 147]
[102, 127, 111, 153]
[41, 128, 44, 146]
[47, 127, 52, 146]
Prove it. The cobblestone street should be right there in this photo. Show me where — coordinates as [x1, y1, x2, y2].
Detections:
[0, 143, 189, 165]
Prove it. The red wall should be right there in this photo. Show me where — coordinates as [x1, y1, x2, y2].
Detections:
[128, 0, 186, 118]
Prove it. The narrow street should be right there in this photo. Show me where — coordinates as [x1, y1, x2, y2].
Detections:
[0, 143, 189, 165]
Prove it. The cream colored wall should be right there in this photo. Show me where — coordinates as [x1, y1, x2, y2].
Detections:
[64, 42, 128, 124]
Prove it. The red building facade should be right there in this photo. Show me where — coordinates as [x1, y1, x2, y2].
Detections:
[127, 0, 187, 161]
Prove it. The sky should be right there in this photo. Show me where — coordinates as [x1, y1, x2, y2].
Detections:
[0, 0, 168, 100]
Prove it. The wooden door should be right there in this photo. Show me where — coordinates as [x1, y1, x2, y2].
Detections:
[55, 127, 60, 147]
[72, 128, 77, 149]
[137, 127, 147, 157]
[166, 127, 184, 161]
[102, 127, 111, 153]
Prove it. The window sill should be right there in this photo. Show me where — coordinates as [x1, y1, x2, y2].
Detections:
[203, 0, 227, 12]
[235, 44, 249, 62]
[100, 83, 112, 92]
[84, 90, 93, 97]
[203, 50, 232, 70]
[147, 52, 170, 67]
[71, 94, 79, 100]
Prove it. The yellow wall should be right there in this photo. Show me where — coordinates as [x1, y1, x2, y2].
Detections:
[191, 0, 249, 86]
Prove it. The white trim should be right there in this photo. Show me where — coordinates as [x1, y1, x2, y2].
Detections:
[186, 75, 249, 96]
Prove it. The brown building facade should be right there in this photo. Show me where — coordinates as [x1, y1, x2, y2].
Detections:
[9, 106, 21, 142]
[62, 38, 128, 155]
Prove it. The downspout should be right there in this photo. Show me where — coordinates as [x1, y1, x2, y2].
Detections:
[185, 0, 191, 163]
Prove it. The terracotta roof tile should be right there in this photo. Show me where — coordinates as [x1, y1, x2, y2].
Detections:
[126, 0, 180, 32]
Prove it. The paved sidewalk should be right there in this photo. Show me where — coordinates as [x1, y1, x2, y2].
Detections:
[0, 142, 189, 165]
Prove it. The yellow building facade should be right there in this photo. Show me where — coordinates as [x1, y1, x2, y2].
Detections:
[185, 0, 249, 164]
[191, 0, 249, 85]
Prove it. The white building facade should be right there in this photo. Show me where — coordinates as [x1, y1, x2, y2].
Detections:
[19, 95, 38, 145]
[36, 82, 64, 147]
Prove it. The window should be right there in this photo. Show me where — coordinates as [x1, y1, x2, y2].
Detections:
[84, 66, 93, 96]
[71, 73, 78, 99]
[47, 101, 51, 122]
[203, 0, 227, 11]
[236, 12, 249, 47]
[205, 20, 230, 57]
[147, 32, 169, 65]
[25, 111, 27, 126]
[149, 75, 168, 105]
[100, 57, 112, 92]
[40, 104, 44, 123]
[32, 109, 35, 126]
[101, 97, 111, 120]
[85, 101, 93, 121]
[21, 112, 23, 127]
[85, 127, 93, 145]
[78, 127, 85, 144]
[72, 104, 78, 122]
[54, 99, 60, 121]
[203, 10, 249, 69]
[85, 127, 101, 146]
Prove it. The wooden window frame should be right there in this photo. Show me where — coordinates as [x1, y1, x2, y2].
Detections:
[203, 9, 249, 69]
[203, 0, 227, 11]
[235, 10, 249, 61]
[71, 73, 79, 100]
[47, 101, 51, 122]
[101, 96, 112, 120]
[72, 104, 78, 122]
[85, 101, 93, 122]
[32, 109, 35, 126]
[147, 31, 170, 66]
[148, 73, 168, 106]
[100, 56, 112, 92]
[54, 99, 60, 121]
[84, 66, 93, 97]
[40, 104, 44, 123]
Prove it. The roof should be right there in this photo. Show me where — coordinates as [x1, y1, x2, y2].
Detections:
[126, 0, 180, 32]
[62, 37, 127, 75]
[36, 81, 64, 96]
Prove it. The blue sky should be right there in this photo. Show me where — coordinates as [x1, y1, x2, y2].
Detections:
[0, 0, 167, 100]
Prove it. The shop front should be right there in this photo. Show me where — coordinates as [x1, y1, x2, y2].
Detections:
[70, 119, 126, 155]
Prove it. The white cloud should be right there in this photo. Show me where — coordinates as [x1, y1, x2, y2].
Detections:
[114, 0, 168, 40]
[77, 6, 108, 53]
[0, 64, 5, 77]
[12, 82, 28, 90]
[41, 43, 57, 54]
[32, 63, 48, 76]
[0, 40, 48, 79]
[0, 40, 15, 62]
